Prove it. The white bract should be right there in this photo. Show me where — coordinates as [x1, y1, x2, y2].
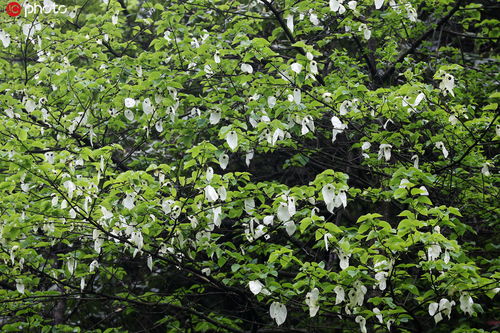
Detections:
[205, 185, 219, 202]
[142, 98, 153, 115]
[249, 280, 264, 295]
[268, 96, 276, 108]
[269, 302, 287, 326]
[209, 110, 221, 124]
[355, 316, 367, 333]
[291, 62, 303, 74]
[330, 0, 346, 14]
[124, 98, 136, 108]
[459, 293, 474, 316]
[219, 154, 229, 170]
[334, 285, 345, 304]
[378, 144, 392, 161]
[439, 72, 455, 96]
[305, 288, 320, 317]
[286, 15, 294, 33]
[375, 0, 384, 9]
[0, 30, 11, 48]
[331, 116, 347, 142]
[435, 141, 449, 158]
[241, 63, 253, 74]
[225, 131, 238, 151]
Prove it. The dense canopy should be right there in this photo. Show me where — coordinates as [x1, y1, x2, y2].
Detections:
[0, 0, 498, 332]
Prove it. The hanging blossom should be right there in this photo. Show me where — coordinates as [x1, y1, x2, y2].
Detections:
[378, 144, 392, 161]
[358, 23, 371, 40]
[269, 302, 287, 326]
[305, 288, 320, 317]
[348, 281, 367, 307]
[429, 298, 455, 323]
[355, 316, 367, 333]
[301, 115, 315, 135]
[330, 0, 346, 14]
[438, 72, 455, 96]
[334, 285, 345, 304]
[331, 116, 347, 143]
[435, 141, 449, 158]
[459, 293, 474, 316]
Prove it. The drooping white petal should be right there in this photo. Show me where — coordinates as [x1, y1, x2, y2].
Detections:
[291, 62, 303, 74]
[241, 63, 253, 74]
[249, 280, 264, 295]
[284, 221, 296, 236]
[209, 110, 221, 124]
[219, 154, 229, 170]
[277, 202, 291, 222]
[124, 98, 136, 108]
[334, 286, 345, 304]
[226, 131, 238, 151]
[268, 96, 276, 108]
[286, 15, 294, 33]
[270, 302, 287, 326]
[244, 198, 255, 215]
[305, 288, 320, 317]
[123, 194, 135, 209]
[205, 185, 219, 202]
[374, 0, 384, 9]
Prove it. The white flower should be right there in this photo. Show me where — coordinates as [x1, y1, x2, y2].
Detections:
[331, 116, 347, 143]
[435, 141, 449, 158]
[277, 202, 291, 222]
[459, 293, 474, 316]
[284, 221, 296, 236]
[301, 116, 315, 135]
[348, 1, 357, 10]
[406, 3, 417, 22]
[89, 260, 99, 273]
[147, 255, 153, 271]
[293, 88, 301, 104]
[373, 307, 383, 323]
[309, 12, 319, 25]
[225, 131, 238, 151]
[291, 62, 303, 74]
[205, 185, 219, 202]
[219, 154, 229, 170]
[309, 60, 318, 75]
[112, 13, 118, 24]
[142, 98, 154, 115]
[286, 15, 294, 33]
[268, 96, 277, 108]
[361, 142, 371, 151]
[244, 198, 255, 214]
[269, 302, 287, 326]
[481, 163, 491, 176]
[124, 98, 136, 108]
[359, 24, 371, 40]
[206, 167, 214, 182]
[375, 271, 388, 290]
[378, 144, 392, 161]
[355, 316, 367, 333]
[249, 280, 264, 295]
[123, 194, 135, 209]
[439, 72, 455, 96]
[67, 258, 77, 274]
[305, 288, 320, 317]
[214, 51, 221, 64]
[428, 244, 442, 261]
[209, 110, 221, 124]
[246, 150, 254, 167]
[334, 286, 345, 304]
[0, 29, 11, 48]
[338, 249, 351, 270]
[16, 280, 25, 294]
[374, 0, 384, 9]
[63, 180, 76, 199]
[330, 0, 346, 14]
[241, 63, 253, 74]
[263, 215, 274, 226]
[124, 109, 134, 121]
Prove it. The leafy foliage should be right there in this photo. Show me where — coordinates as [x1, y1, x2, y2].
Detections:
[0, 0, 498, 332]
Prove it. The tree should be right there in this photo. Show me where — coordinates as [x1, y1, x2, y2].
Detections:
[0, 0, 498, 332]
